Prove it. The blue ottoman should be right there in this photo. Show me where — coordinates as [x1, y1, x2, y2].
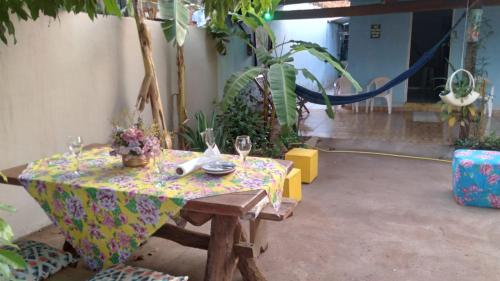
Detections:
[453, 149, 500, 208]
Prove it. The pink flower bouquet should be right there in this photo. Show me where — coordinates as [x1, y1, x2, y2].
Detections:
[110, 119, 160, 166]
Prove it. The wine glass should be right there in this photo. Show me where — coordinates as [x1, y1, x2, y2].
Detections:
[67, 136, 83, 175]
[202, 128, 216, 150]
[155, 148, 165, 174]
[235, 135, 252, 169]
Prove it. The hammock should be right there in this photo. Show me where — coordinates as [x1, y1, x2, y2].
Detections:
[297, 12, 466, 106]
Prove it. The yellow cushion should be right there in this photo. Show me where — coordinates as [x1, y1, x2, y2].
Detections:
[285, 148, 318, 183]
[284, 168, 302, 202]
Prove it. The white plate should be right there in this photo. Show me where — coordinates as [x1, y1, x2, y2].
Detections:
[202, 161, 236, 176]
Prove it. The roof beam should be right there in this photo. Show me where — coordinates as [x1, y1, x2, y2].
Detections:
[275, 0, 500, 20]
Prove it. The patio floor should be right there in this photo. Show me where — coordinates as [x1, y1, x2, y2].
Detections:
[26, 151, 500, 281]
[300, 105, 500, 145]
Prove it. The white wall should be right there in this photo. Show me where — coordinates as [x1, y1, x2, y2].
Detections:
[348, 13, 412, 106]
[0, 13, 218, 238]
[217, 36, 254, 98]
[271, 18, 339, 89]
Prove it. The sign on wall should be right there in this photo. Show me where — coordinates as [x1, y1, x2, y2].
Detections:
[370, 24, 381, 39]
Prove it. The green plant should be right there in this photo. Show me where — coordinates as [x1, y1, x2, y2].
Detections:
[0, 200, 26, 280]
[0, 1, 122, 44]
[203, 0, 280, 29]
[438, 66, 480, 139]
[217, 95, 271, 156]
[454, 133, 500, 151]
[222, 19, 361, 128]
[181, 111, 225, 152]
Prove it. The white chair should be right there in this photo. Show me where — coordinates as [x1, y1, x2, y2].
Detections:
[334, 76, 360, 113]
[366, 77, 393, 115]
[484, 78, 495, 118]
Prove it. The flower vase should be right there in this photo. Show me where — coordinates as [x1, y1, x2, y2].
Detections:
[122, 155, 150, 168]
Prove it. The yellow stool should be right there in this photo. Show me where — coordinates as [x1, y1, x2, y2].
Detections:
[285, 148, 318, 183]
[284, 168, 302, 202]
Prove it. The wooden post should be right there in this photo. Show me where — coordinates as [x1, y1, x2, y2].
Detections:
[177, 45, 187, 148]
[132, 0, 172, 148]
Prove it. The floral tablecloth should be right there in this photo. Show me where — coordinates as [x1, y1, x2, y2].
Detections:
[453, 149, 500, 208]
[19, 147, 286, 270]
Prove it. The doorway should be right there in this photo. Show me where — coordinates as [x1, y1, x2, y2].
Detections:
[407, 10, 453, 103]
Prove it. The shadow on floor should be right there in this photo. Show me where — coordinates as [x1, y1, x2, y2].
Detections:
[28, 151, 500, 281]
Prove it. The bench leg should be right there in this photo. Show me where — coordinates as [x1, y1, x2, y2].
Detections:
[249, 219, 268, 254]
[204, 215, 239, 281]
[237, 222, 267, 281]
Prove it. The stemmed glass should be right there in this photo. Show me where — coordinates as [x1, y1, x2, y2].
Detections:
[235, 135, 252, 172]
[155, 148, 165, 174]
[202, 128, 216, 150]
[67, 136, 83, 175]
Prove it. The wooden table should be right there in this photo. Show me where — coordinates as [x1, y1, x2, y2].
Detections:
[1, 144, 295, 281]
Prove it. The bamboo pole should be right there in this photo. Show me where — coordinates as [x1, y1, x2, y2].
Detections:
[132, 0, 172, 148]
[177, 45, 187, 148]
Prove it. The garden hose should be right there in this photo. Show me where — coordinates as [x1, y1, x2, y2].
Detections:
[302, 145, 453, 164]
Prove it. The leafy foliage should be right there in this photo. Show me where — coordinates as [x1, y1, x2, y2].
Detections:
[182, 95, 299, 158]
[0, 0, 121, 44]
[222, 16, 360, 128]
[159, 0, 190, 46]
[203, 0, 280, 29]
[180, 111, 225, 152]
[0, 203, 26, 280]
[268, 63, 296, 127]
[207, 24, 231, 55]
[223, 67, 265, 109]
[439, 71, 481, 135]
[217, 95, 271, 155]
[455, 133, 500, 151]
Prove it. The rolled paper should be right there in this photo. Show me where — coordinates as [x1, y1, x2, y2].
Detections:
[175, 157, 205, 176]
[175, 145, 222, 177]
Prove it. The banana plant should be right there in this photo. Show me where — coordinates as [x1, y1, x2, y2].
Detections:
[223, 27, 362, 128]
[203, 0, 280, 29]
[159, 0, 191, 146]
[159, 0, 190, 46]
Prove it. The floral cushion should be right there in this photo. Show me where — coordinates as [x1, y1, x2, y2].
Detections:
[88, 264, 188, 281]
[1, 240, 78, 281]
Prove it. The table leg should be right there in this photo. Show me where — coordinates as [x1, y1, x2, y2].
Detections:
[204, 215, 240, 281]
[63, 241, 79, 267]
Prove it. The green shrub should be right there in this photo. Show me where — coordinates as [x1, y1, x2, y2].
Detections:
[217, 95, 271, 156]
[455, 133, 500, 151]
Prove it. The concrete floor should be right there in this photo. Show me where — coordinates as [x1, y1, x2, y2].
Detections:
[26, 151, 500, 281]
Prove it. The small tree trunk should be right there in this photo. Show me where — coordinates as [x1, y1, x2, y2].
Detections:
[177, 45, 187, 148]
[132, 0, 172, 148]
[460, 6, 483, 139]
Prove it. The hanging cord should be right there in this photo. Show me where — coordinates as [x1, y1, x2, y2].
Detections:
[460, 0, 471, 68]
[302, 145, 453, 164]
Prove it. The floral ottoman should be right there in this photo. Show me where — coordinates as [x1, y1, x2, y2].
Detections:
[453, 149, 500, 208]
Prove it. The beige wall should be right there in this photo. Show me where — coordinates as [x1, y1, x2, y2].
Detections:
[0, 13, 218, 238]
